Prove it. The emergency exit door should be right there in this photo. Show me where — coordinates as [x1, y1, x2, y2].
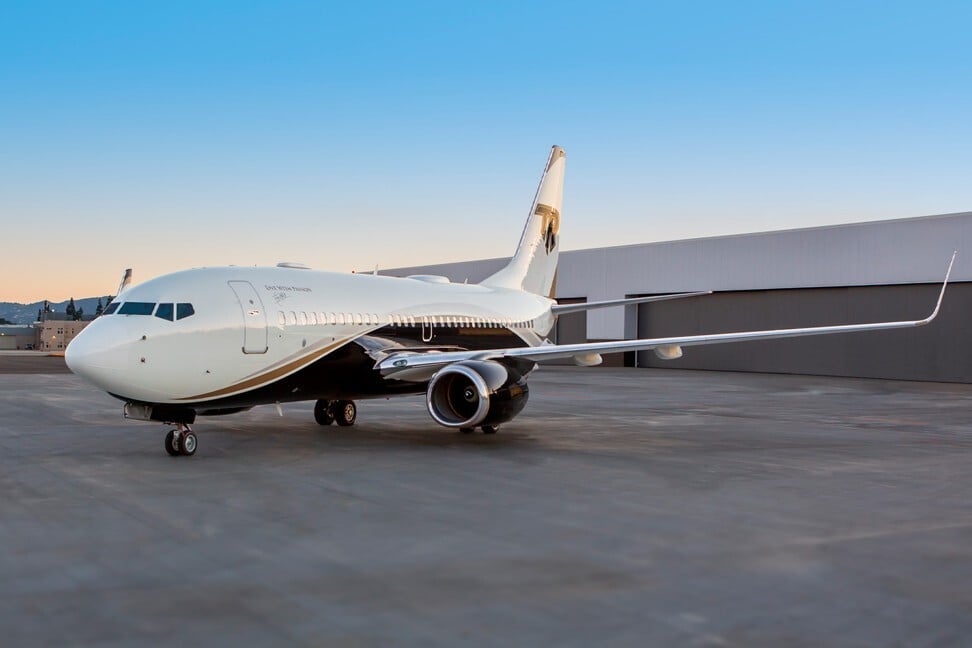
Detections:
[228, 281, 268, 354]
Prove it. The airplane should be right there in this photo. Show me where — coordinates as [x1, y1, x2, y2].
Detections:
[65, 146, 956, 457]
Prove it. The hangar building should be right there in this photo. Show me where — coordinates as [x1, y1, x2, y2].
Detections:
[387, 211, 972, 383]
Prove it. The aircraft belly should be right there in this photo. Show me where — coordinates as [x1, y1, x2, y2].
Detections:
[160, 324, 531, 410]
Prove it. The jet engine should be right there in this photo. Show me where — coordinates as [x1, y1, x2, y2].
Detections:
[426, 360, 529, 429]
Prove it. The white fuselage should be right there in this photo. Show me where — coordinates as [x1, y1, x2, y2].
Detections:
[66, 266, 555, 406]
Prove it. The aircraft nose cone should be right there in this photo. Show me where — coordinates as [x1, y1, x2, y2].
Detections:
[65, 322, 130, 393]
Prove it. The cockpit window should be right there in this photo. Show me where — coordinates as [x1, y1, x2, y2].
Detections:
[118, 302, 156, 316]
[155, 303, 174, 321]
[103, 302, 120, 315]
[176, 303, 195, 320]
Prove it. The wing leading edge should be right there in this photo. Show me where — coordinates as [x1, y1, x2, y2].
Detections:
[378, 253, 956, 379]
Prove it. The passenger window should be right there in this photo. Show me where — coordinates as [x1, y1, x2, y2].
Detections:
[119, 302, 156, 316]
[103, 303, 120, 315]
[176, 303, 195, 320]
[337, 313, 346, 325]
[288, 311, 297, 326]
[363, 313, 371, 325]
[299, 312, 307, 326]
[278, 312, 286, 326]
[155, 303, 174, 321]
[353, 313, 362, 325]
[309, 312, 317, 325]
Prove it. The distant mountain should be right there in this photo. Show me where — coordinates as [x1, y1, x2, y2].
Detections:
[0, 297, 113, 324]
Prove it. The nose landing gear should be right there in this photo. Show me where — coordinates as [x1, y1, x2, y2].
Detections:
[164, 424, 197, 457]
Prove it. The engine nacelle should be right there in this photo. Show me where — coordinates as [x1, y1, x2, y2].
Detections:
[426, 361, 529, 428]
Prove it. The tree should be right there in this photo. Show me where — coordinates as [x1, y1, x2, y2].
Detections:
[0, 317, 11, 325]
[65, 298, 76, 320]
[95, 298, 104, 316]
[75, 307, 84, 321]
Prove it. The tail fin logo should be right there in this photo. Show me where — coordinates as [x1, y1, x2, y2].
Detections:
[536, 203, 560, 255]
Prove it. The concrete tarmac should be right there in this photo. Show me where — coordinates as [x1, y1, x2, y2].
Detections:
[2, 355, 972, 646]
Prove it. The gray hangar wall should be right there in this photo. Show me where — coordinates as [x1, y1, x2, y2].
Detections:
[386, 211, 972, 383]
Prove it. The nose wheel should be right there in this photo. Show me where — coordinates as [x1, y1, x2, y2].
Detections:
[164, 424, 197, 456]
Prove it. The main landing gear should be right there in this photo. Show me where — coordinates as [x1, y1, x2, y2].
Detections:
[314, 399, 357, 427]
[460, 425, 499, 434]
[164, 424, 197, 457]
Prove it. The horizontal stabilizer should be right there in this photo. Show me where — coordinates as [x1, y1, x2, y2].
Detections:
[551, 291, 711, 315]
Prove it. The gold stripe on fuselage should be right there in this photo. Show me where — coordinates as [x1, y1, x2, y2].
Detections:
[176, 335, 356, 402]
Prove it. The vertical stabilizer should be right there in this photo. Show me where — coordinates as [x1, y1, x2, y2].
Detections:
[481, 146, 565, 297]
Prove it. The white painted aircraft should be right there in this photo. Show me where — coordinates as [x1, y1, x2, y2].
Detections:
[66, 146, 955, 456]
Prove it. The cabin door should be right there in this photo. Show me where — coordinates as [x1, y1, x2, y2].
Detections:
[228, 281, 269, 354]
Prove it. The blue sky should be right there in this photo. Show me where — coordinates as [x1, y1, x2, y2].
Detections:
[2, 1, 971, 302]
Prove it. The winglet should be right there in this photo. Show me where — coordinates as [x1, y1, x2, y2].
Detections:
[116, 268, 133, 296]
[921, 251, 957, 324]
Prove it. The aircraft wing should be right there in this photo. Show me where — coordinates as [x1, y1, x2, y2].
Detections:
[378, 253, 955, 380]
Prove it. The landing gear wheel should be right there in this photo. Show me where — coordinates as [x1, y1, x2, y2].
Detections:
[162, 424, 196, 457]
[335, 400, 357, 427]
[164, 430, 180, 456]
[482, 425, 498, 435]
[179, 432, 198, 456]
[314, 399, 335, 425]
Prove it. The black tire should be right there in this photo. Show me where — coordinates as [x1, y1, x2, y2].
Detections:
[164, 430, 180, 456]
[180, 432, 198, 456]
[314, 399, 335, 425]
[335, 400, 357, 426]
[481, 425, 498, 435]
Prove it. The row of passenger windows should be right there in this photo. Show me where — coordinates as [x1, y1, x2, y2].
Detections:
[103, 301, 196, 321]
[277, 311, 535, 329]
